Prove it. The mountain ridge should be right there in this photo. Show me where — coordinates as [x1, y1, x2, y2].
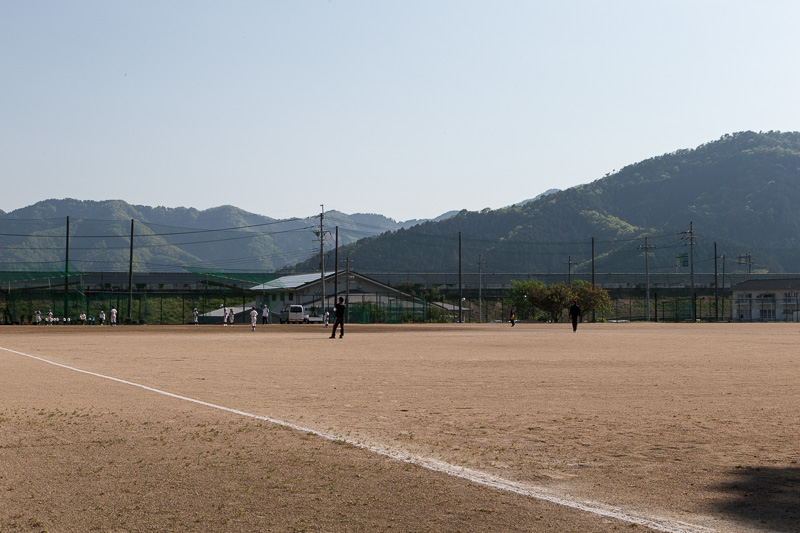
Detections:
[296, 130, 800, 275]
[0, 200, 459, 272]
[3, 130, 800, 275]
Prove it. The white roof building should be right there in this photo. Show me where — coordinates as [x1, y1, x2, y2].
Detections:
[250, 271, 415, 312]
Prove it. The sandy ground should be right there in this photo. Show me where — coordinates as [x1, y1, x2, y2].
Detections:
[1, 322, 798, 532]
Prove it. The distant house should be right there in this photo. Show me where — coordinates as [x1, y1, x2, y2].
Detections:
[731, 279, 800, 322]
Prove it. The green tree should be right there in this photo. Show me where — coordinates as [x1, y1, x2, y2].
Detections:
[504, 279, 540, 320]
[571, 280, 612, 321]
[526, 282, 573, 322]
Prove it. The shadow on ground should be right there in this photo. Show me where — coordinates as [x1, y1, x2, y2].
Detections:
[712, 466, 800, 532]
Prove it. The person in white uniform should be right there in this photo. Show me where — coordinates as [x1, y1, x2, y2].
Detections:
[250, 306, 258, 331]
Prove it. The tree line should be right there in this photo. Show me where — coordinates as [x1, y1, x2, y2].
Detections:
[504, 279, 611, 322]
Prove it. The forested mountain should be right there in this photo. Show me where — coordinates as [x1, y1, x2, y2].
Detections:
[299, 131, 800, 275]
[0, 201, 448, 272]
[4, 131, 799, 276]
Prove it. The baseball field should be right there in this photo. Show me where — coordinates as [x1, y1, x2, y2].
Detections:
[1, 322, 798, 532]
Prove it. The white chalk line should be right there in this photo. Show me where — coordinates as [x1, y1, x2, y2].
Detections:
[2, 345, 713, 533]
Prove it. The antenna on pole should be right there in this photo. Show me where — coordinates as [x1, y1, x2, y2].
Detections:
[737, 253, 753, 274]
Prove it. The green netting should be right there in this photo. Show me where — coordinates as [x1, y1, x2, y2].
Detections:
[182, 268, 280, 286]
[346, 294, 433, 324]
[0, 262, 84, 283]
[2, 288, 264, 326]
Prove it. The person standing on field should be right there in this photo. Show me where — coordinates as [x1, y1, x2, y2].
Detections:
[192, 308, 199, 325]
[509, 306, 516, 327]
[99, 310, 105, 325]
[568, 299, 582, 332]
[250, 306, 258, 331]
[34, 309, 41, 325]
[110, 306, 117, 326]
[227, 307, 235, 326]
[329, 297, 345, 339]
[262, 304, 269, 325]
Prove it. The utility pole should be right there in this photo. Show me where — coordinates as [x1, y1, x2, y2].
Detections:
[638, 236, 655, 321]
[564, 256, 577, 285]
[458, 232, 462, 323]
[477, 255, 486, 323]
[334, 226, 339, 306]
[714, 242, 718, 321]
[345, 257, 351, 321]
[317, 205, 326, 311]
[64, 216, 70, 319]
[591, 237, 596, 323]
[129, 219, 134, 322]
[720, 254, 727, 320]
[681, 222, 696, 321]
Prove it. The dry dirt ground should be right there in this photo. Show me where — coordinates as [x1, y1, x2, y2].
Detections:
[1, 322, 798, 532]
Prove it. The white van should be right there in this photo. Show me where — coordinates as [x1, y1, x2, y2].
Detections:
[278, 305, 308, 324]
[278, 305, 324, 324]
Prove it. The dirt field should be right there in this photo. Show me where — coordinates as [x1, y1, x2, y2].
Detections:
[1, 322, 798, 532]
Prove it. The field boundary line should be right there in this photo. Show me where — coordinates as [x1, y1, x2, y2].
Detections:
[2, 345, 713, 533]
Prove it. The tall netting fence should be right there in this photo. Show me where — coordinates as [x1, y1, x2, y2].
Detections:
[345, 293, 433, 324]
[1, 268, 282, 325]
[2, 268, 797, 325]
[3, 286, 273, 325]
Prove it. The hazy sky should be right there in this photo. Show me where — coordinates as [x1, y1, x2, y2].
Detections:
[2, 1, 799, 222]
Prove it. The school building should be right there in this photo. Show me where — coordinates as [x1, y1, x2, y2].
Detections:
[731, 278, 800, 322]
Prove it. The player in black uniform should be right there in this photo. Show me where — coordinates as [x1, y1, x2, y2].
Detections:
[568, 299, 582, 332]
[330, 297, 345, 339]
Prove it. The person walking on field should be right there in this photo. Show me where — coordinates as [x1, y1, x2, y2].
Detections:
[568, 299, 582, 332]
[250, 306, 258, 331]
[509, 306, 516, 327]
[261, 304, 269, 325]
[329, 297, 345, 339]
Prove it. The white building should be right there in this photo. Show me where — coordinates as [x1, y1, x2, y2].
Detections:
[731, 278, 800, 322]
[251, 272, 414, 313]
[250, 272, 461, 323]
